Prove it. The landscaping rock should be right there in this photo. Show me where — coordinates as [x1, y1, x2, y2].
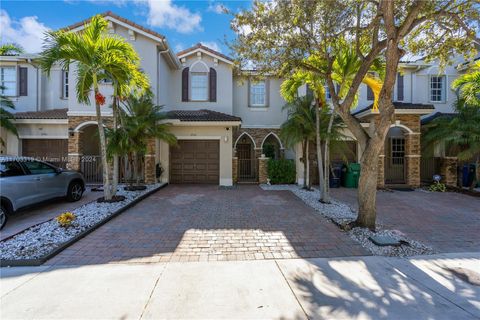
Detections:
[260, 184, 436, 257]
[0, 184, 161, 260]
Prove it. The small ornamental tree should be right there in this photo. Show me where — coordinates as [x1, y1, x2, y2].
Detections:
[231, 0, 479, 230]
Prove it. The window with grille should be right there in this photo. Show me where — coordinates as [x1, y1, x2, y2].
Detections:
[62, 70, 69, 99]
[249, 80, 267, 107]
[0, 67, 16, 96]
[390, 138, 405, 165]
[191, 73, 208, 101]
[430, 76, 445, 102]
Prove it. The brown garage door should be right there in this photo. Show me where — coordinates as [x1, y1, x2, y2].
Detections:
[170, 140, 219, 184]
[22, 139, 68, 168]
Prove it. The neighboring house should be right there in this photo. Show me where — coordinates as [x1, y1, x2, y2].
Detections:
[0, 12, 474, 187]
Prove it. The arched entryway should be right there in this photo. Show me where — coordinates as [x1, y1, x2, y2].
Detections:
[77, 123, 102, 183]
[235, 133, 257, 182]
[261, 133, 283, 160]
[384, 126, 409, 185]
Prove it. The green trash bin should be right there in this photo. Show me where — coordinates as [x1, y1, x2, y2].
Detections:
[342, 163, 361, 188]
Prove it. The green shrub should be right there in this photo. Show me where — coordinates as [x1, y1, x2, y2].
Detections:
[263, 144, 276, 159]
[429, 181, 447, 192]
[267, 159, 296, 184]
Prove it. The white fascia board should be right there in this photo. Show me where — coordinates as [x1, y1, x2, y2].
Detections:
[14, 119, 68, 124]
[178, 48, 234, 65]
[67, 111, 113, 117]
[18, 135, 68, 139]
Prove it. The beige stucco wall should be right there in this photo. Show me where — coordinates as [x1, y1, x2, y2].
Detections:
[158, 123, 234, 186]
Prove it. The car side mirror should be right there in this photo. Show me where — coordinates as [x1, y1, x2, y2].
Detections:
[55, 167, 63, 174]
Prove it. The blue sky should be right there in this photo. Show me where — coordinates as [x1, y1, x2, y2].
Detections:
[0, 0, 252, 54]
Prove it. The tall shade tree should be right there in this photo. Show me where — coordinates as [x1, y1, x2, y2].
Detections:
[0, 85, 18, 147]
[39, 15, 148, 200]
[0, 43, 24, 55]
[231, 0, 479, 230]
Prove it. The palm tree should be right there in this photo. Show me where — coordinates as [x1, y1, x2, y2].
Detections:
[424, 99, 480, 189]
[0, 85, 18, 147]
[117, 92, 177, 186]
[453, 60, 480, 108]
[281, 47, 384, 202]
[280, 95, 316, 189]
[39, 15, 147, 200]
[0, 43, 24, 55]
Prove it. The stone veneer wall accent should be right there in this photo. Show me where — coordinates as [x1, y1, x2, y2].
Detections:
[67, 116, 112, 171]
[144, 138, 156, 184]
[440, 157, 458, 187]
[232, 157, 238, 183]
[258, 156, 269, 184]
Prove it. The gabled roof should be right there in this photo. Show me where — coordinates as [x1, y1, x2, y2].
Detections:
[62, 11, 180, 69]
[167, 109, 241, 122]
[353, 102, 435, 117]
[64, 11, 166, 41]
[14, 109, 68, 120]
[177, 43, 234, 65]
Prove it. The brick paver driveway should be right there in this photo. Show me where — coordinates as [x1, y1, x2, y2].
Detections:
[49, 185, 368, 265]
[331, 188, 480, 253]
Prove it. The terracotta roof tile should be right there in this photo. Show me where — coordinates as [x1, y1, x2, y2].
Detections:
[176, 43, 234, 62]
[167, 109, 241, 122]
[14, 109, 68, 119]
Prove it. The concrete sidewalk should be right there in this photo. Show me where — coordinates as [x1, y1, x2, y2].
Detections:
[1, 253, 479, 319]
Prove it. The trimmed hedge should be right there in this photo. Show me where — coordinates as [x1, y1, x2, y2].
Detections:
[267, 159, 296, 184]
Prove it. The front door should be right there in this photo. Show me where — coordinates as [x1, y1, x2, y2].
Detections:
[385, 137, 406, 184]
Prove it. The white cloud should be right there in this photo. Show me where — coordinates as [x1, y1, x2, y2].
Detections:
[174, 43, 185, 52]
[0, 10, 50, 53]
[207, 2, 226, 14]
[138, 0, 202, 34]
[200, 41, 221, 53]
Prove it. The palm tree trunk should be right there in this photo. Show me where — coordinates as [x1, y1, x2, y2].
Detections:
[93, 79, 112, 200]
[315, 101, 326, 202]
[302, 139, 307, 189]
[306, 140, 310, 189]
[322, 110, 335, 203]
[112, 95, 119, 196]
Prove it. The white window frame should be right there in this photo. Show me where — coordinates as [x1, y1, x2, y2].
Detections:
[430, 75, 446, 103]
[0, 67, 17, 97]
[190, 72, 208, 101]
[249, 80, 267, 107]
[62, 70, 69, 99]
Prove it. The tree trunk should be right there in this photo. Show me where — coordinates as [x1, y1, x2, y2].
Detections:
[306, 140, 310, 189]
[93, 80, 112, 200]
[112, 95, 119, 196]
[302, 139, 308, 189]
[315, 101, 327, 202]
[322, 110, 335, 203]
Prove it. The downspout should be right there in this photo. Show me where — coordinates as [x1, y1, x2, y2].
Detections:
[157, 44, 171, 107]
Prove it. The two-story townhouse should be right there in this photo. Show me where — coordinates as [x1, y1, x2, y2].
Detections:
[0, 12, 474, 188]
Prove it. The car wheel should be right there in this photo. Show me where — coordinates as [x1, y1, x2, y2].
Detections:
[67, 181, 84, 202]
[0, 204, 8, 230]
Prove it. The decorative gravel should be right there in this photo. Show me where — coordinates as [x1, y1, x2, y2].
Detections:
[260, 184, 436, 257]
[0, 184, 162, 260]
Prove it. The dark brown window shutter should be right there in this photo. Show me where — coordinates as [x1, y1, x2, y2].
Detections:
[182, 67, 189, 102]
[209, 67, 217, 102]
[397, 73, 404, 101]
[19, 67, 28, 96]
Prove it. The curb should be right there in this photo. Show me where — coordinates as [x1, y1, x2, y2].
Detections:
[0, 183, 167, 267]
